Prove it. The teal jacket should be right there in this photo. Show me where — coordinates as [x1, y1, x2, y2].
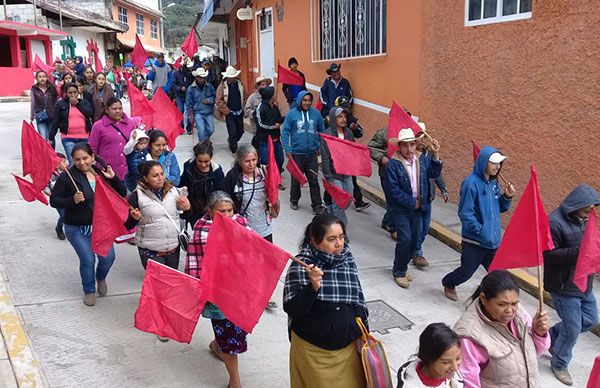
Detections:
[281, 91, 326, 155]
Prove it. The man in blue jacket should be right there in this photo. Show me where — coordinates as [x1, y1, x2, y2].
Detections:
[148, 52, 173, 95]
[319, 63, 352, 117]
[281, 90, 327, 214]
[385, 128, 442, 288]
[185, 68, 216, 143]
[442, 146, 515, 301]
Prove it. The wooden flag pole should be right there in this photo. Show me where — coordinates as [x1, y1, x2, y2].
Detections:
[537, 265, 544, 312]
[63, 168, 79, 192]
[289, 255, 311, 269]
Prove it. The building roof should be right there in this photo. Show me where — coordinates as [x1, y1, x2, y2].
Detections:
[119, 0, 165, 19]
[0, 20, 68, 40]
[26, 0, 128, 33]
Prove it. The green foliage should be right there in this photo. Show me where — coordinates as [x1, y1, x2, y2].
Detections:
[163, 0, 203, 48]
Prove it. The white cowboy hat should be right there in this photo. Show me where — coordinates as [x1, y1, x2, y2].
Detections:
[389, 128, 417, 145]
[221, 66, 241, 78]
[192, 68, 209, 78]
[254, 75, 272, 86]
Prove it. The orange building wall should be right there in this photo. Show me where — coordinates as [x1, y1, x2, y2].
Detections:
[113, 2, 162, 52]
[419, 0, 600, 213]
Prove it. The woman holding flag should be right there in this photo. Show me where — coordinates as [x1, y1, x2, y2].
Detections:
[283, 213, 368, 388]
[186, 190, 250, 388]
[50, 143, 126, 306]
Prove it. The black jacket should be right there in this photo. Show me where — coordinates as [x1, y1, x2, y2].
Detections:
[173, 68, 194, 97]
[178, 160, 225, 227]
[543, 184, 600, 297]
[255, 98, 284, 141]
[49, 98, 94, 140]
[283, 285, 368, 350]
[50, 165, 127, 225]
[223, 164, 246, 213]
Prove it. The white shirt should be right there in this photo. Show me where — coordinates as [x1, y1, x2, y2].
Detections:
[401, 154, 418, 198]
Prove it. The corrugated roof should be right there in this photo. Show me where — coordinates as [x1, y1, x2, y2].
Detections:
[26, 0, 128, 32]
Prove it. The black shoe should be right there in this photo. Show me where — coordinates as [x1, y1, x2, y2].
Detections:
[55, 225, 65, 240]
[186, 129, 193, 135]
[313, 205, 327, 215]
[355, 201, 371, 211]
[290, 202, 299, 210]
[229, 144, 237, 153]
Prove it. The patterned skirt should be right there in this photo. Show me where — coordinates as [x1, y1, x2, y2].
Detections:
[210, 318, 248, 355]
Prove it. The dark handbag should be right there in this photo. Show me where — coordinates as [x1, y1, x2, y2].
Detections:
[34, 110, 49, 122]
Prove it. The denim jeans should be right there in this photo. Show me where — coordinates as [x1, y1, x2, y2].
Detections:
[64, 224, 116, 294]
[56, 208, 65, 228]
[389, 208, 421, 277]
[415, 204, 432, 256]
[550, 292, 598, 369]
[225, 112, 244, 150]
[259, 139, 284, 172]
[138, 247, 180, 270]
[326, 176, 353, 227]
[61, 138, 88, 165]
[442, 241, 496, 288]
[289, 153, 322, 209]
[176, 95, 191, 130]
[194, 113, 215, 143]
[36, 119, 50, 140]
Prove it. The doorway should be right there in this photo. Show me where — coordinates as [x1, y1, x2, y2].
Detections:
[257, 9, 274, 79]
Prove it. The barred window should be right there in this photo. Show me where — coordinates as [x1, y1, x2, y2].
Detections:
[150, 19, 158, 39]
[118, 6, 128, 25]
[136, 14, 144, 35]
[466, 0, 532, 26]
[311, 0, 387, 62]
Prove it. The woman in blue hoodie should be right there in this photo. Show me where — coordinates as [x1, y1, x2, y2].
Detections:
[145, 129, 180, 186]
[441, 146, 515, 301]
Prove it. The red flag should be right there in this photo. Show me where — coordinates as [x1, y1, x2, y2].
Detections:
[94, 53, 104, 74]
[265, 136, 281, 205]
[472, 140, 481, 163]
[387, 101, 422, 158]
[12, 174, 48, 205]
[127, 78, 155, 127]
[320, 133, 372, 177]
[314, 98, 323, 113]
[149, 88, 184, 150]
[277, 63, 304, 86]
[322, 178, 353, 209]
[181, 28, 198, 58]
[91, 177, 130, 256]
[573, 209, 600, 292]
[172, 56, 183, 70]
[588, 356, 600, 388]
[131, 34, 149, 70]
[286, 155, 308, 187]
[134, 260, 204, 343]
[21, 121, 62, 191]
[32, 54, 56, 83]
[489, 166, 554, 271]
[202, 212, 291, 333]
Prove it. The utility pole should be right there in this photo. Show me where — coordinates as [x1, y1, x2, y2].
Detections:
[32, 0, 37, 26]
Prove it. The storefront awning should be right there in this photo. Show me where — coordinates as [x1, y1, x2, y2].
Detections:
[0, 20, 68, 40]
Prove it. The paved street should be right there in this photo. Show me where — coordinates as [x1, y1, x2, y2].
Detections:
[0, 100, 598, 387]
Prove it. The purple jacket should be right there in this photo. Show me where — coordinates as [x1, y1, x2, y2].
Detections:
[89, 114, 141, 180]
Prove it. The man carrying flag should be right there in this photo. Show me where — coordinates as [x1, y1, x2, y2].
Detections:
[441, 146, 514, 300]
[281, 57, 306, 109]
[543, 184, 600, 386]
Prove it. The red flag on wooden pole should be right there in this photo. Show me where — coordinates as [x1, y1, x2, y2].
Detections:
[12, 174, 48, 205]
[127, 78, 154, 127]
[489, 165, 554, 272]
[21, 120, 62, 191]
[149, 88, 184, 150]
[265, 135, 281, 205]
[134, 260, 204, 343]
[387, 102, 422, 158]
[471, 140, 481, 163]
[201, 212, 291, 333]
[322, 178, 353, 209]
[588, 356, 600, 388]
[32, 54, 56, 83]
[286, 156, 308, 187]
[314, 98, 323, 113]
[91, 177, 130, 256]
[277, 63, 304, 86]
[172, 56, 183, 70]
[181, 27, 198, 58]
[320, 133, 372, 177]
[573, 209, 600, 292]
[131, 34, 149, 70]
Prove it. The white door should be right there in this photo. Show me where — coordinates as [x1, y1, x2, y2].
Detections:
[257, 9, 275, 79]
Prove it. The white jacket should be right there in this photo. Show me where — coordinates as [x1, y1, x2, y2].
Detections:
[134, 185, 181, 252]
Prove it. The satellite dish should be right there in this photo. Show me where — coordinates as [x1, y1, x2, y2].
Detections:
[237, 6, 253, 20]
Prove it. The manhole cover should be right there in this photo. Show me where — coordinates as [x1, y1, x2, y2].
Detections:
[366, 300, 414, 334]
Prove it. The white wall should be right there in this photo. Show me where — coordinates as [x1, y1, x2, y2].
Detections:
[30, 40, 46, 62]
[48, 22, 108, 67]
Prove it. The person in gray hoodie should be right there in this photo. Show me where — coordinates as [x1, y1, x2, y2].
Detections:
[543, 184, 600, 385]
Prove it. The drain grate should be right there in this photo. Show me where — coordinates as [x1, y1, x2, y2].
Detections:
[366, 300, 414, 334]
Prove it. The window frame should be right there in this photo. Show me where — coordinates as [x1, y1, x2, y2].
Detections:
[464, 0, 532, 27]
[118, 6, 128, 25]
[150, 19, 158, 39]
[310, 0, 387, 63]
[136, 13, 145, 35]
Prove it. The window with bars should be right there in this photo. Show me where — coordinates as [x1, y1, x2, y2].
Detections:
[136, 14, 144, 35]
[466, 0, 532, 26]
[118, 6, 128, 24]
[150, 19, 158, 39]
[311, 0, 387, 62]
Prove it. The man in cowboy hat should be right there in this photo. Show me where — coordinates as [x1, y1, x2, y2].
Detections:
[185, 67, 216, 143]
[244, 75, 273, 134]
[174, 59, 195, 134]
[319, 63, 352, 117]
[384, 127, 442, 288]
[441, 146, 515, 301]
[216, 66, 246, 153]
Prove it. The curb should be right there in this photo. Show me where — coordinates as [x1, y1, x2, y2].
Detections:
[0, 266, 46, 387]
[356, 178, 600, 337]
[0, 97, 30, 103]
